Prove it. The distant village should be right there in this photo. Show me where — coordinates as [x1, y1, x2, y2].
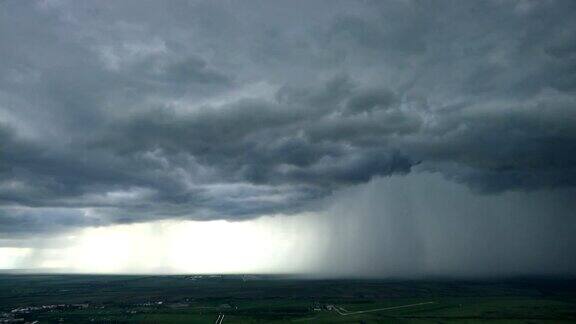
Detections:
[1, 299, 340, 323]
[0, 275, 350, 323]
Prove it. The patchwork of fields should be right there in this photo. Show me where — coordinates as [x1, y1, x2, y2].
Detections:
[0, 274, 575, 323]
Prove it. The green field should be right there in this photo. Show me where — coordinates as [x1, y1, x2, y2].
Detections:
[0, 274, 575, 323]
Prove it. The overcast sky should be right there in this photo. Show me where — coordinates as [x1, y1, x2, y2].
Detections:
[1, 0, 576, 276]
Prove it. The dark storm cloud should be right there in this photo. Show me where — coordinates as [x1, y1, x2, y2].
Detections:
[1, 0, 576, 237]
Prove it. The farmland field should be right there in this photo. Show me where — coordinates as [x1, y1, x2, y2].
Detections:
[0, 274, 575, 323]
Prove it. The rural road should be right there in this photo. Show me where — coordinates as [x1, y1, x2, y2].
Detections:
[215, 314, 225, 324]
[334, 301, 435, 316]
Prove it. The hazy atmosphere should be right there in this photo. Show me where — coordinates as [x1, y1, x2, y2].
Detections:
[1, 0, 576, 277]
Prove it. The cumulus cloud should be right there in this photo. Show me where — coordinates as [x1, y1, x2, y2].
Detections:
[1, 0, 576, 237]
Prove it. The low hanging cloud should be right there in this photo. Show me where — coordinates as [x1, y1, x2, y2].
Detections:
[1, 0, 576, 238]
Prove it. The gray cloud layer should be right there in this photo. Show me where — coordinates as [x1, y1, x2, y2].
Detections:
[1, 0, 576, 236]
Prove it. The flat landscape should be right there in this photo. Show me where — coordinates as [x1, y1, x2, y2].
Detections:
[1, 274, 575, 323]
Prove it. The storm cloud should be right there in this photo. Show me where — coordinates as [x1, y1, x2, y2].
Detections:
[1, 0, 576, 239]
